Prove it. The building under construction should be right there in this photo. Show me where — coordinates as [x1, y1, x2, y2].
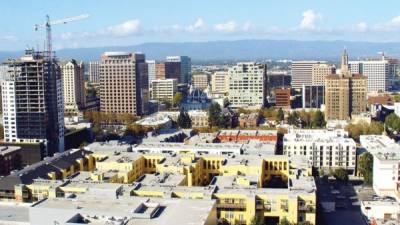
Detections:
[2, 50, 64, 156]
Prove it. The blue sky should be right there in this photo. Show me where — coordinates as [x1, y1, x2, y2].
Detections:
[1, 0, 400, 51]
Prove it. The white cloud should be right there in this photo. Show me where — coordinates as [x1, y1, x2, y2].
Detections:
[356, 22, 368, 32]
[390, 16, 400, 27]
[102, 19, 140, 37]
[215, 21, 237, 32]
[1, 35, 18, 42]
[187, 18, 206, 32]
[242, 21, 255, 32]
[300, 9, 321, 29]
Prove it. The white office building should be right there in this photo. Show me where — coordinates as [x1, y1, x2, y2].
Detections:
[228, 62, 267, 109]
[146, 60, 156, 87]
[88, 61, 100, 84]
[150, 79, 177, 103]
[283, 129, 356, 172]
[211, 71, 229, 94]
[291, 61, 327, 90]
[349, 55, 398, 92]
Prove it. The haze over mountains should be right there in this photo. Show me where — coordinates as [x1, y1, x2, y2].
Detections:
[1, 39, 400, 62]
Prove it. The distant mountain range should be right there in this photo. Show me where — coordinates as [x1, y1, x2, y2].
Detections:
[2, 39, 400, 63]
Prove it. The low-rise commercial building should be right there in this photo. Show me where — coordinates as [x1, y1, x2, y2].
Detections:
[216, 130, 277, 143]
[238, 113, 260, 128]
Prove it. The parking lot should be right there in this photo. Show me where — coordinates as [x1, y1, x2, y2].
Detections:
[317, 177, 367, 225]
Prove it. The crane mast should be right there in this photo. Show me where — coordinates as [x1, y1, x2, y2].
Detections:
[34, 14, 89, 59]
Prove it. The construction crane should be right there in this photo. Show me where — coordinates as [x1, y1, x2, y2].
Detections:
[34, 14, 89, 59]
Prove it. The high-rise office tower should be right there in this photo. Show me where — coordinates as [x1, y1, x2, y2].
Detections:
[155, 62, 166, 80]
[60, 59, 85, 115]
[150, 79, 177, 103]
[211, 71, 229, 94]
[311, 64, 336, 86]
[2, 50, 64, 156]
[88, 61, 100, 84]
[291, 61, 327, 90]
[228, 62, 267, 109]
[165, 61, 181, 81]
[146, 60, 156, 86]
[134, 53, 149, 115]
[349, 54, 398, 92]
[325, 50, 367, 120]
[100, 52, 139, 115]
[166, 56, 191, 84]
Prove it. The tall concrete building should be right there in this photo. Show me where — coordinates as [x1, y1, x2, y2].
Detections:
[311, 63, 336, 86]
[325, 50, 367, 120]
[146, 60, 156, 86]
[228, 62, 267, 109]
[291, 61, 327, 90]
[2, 50, 65, 156]
[88, 61, 99, 84]
[150, 79, 177, 103]
[211, 71, 229, 94]
[133, 53, 149, 115]
[166, 56, 191, 84]
[349, 54, 398, 92]
[60, 60, 85, 115]
[100, 52, 142, 115]
[192, 73, 209, 90]
[155, 62, 166, 80]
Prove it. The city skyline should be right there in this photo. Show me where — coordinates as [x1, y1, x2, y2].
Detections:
[2, 0, 400, 51]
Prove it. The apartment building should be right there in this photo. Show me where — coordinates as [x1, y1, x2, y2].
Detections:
[2, 50, 64, 155]
[60, 59, 85, 115]
[150, 79, 177, 103]
[283, 129, 356, 172]
[360, 135, 400, 199]
[228, 62, 267, 109]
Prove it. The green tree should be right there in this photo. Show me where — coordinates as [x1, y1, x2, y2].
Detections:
[177, 110, 192, 128]
[334, 168, 349, 182]
[385, 113, 400, 133]
[0, 124, 3, 140]
[312, 110, 326, 128]
[173, 92, 184, 107]
[208, 103, 222, 127]
[278, 217, 294, 225]
[277, 108, 285, 122]
[358, 152, 373, 185]
[394, 94, 400, 102]
[250, 215, 264, 225]
[287, 111, 299, 126]
[299, 110, 313, 128]
[223, 98, 230, 108]
[346, 121, 384, 142]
